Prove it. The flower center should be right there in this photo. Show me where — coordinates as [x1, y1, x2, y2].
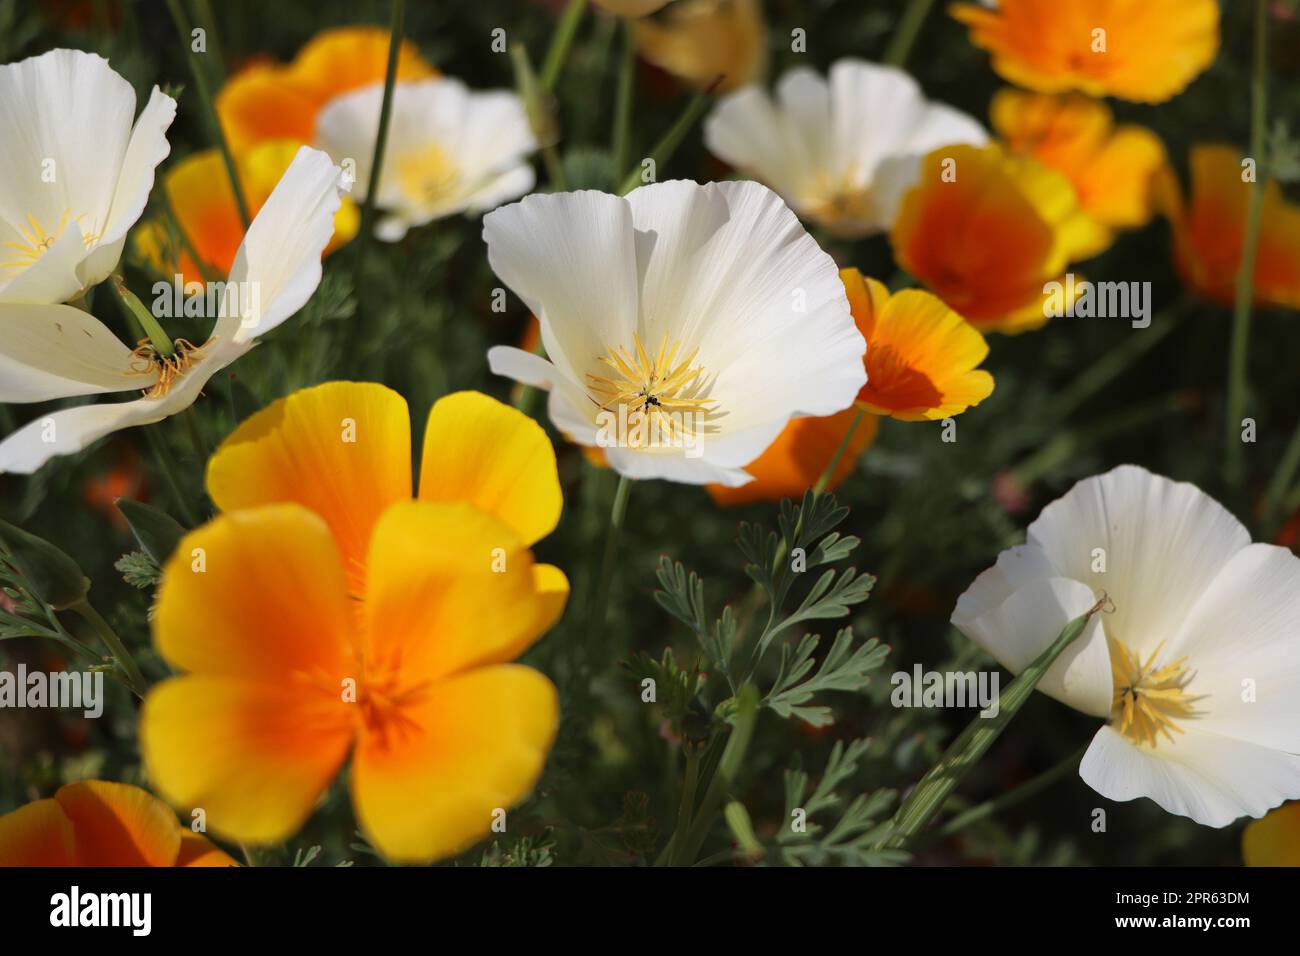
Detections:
[0, 211, 98, 276]
[128, 338, 209, 398]
[586, 334, 718, 447]
[1109, 639, 1204, 748]
[804, 174, 876, 229]
[397, 143, 460, 207]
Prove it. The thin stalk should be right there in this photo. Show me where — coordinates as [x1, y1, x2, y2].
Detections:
[143, 427, 199, 527]
[191, 0, 226, 84]
[540, 0, 589, 92]
[663, 745, 702, 866]
[919, 744, 1087, 848]
[611, 19, 636, 186]
[111, 274, 174, 356]
[70, 600, 146, 698]
[676, 686, 759, 864]
[1225, 0, 1270, 489]
[1262, 417, 1300, 534]
[165, 0, 249, 229]
[884, 0, 938, 68]
[617, 78, 722, 195]
[813, 407, 866, 494]
[585, 474, 632, 652]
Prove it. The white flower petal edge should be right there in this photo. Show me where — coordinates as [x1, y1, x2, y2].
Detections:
[315, 77, 536, 241]
[484, 180, 866, 486]
[952, 464, 1300, 827]
[0, 49, 176, 303]
[0, 147, 347, 475]
[704, 58, 986, 237]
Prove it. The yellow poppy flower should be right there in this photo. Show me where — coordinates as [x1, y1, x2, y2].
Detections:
[634, 0, 767, 93]
[216, 26, 436, 153]
[991, 88, 1167, 244]
[891, 144, 1107, 334]
[0, 780, 237, 867]
[1160, 144, 1300, 310]
[135, 139, 359, 283]
[142, 384, 567, 863]
[951, 0, 1219, 104]
[706, 406, 879, 507]
[842, 269, 994, 420]
[1243, 802, 1300, 866]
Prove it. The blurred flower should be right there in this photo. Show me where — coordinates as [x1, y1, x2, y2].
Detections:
[953, 465, 1300, 828]
[991, 89, 1167, 246]
[484, 180, 866, 486]
[891, 143, 1107, 333]
[1159, 144, 1300, 310]
[0, 147, 348, 474]
[706, 406, 878, 506]
[951, 0, 1219, 104]
[634, 0, 767, 93]
[843, 268, 994, 420]
[0, 49, 175, 304]
[594, 0, 672, 14]
[82, 446, 146, 527]
[143, 386, 566, 863]
[316, 78, 536, 241]
[1243, 802, 1300, 865]
[0, 780, 236, 866]
[216, 25, 436, 153]
[135, 139, 359, 284]
[705, 59, 986, 238]
[205, 383, 564, 598]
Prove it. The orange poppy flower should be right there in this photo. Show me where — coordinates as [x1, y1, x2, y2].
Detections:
[134, 139, 359, 284]
[141, 384, 567, 863]
[842, 268, 994, 420]
[216, 26, 436, 153]
[951, 0, 1219, 104]
[707, 406, 879, 507]
[1160, 144, 1300, 310]
[634, 0, 767, 93]
[891, 144, 1107, 333]
[991, 88, 1167, 245]
[594, 0, 672, 15]
[1243, 801, 1300, 866]
[0, 780, 237, 866]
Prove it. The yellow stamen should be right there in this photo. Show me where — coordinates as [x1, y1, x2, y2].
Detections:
[396, 143, 460, 207]
[0, 211, 99, 275]
[586, 333, 718, 446]
[129, 338, 209, 398]
[1110, 639, 1205, 748]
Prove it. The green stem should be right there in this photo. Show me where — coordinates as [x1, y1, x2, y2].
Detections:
[1262, 417, 1300, 535]
[1225, 0, 1270, 490]
[884, 0, 938, 68]
[540, 0, 589, 92]
[677, 685, 759, 864]
[813, 407, 866, 495]
[882, 598, 1109, 849]
[585, 474, 632, 653]
[111, 274, 174, 356]
[919, 744, 1087, 848]
[70, 600, 146, 698]
[191, 0, 226, 84]
[617, 78, 722, 195]
[143, 426, 199, 527]
[610, 19, 636, 187]
[165, 0, 249, 229]
[663, 745, 702, 866]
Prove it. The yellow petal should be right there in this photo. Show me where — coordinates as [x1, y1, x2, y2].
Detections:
[634, 0, 767, 93]
[363, 501, 569, 687]
[154, 504, 355, 680]
[206, 382, 413, 595]
[142, 675, 353, 846]
[350, 664, 558, 864]
[418, 390, 562, 547]
[53, 780, 182, 867]
[1243, 802, 1300, 866]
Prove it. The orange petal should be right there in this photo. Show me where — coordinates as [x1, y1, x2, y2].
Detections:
[0, 798, 76, 866]
[350, 664, 558, 863]
[52, 780, 182, 867]
[176, 830, 240, 867]
[634, 0, 767, 93]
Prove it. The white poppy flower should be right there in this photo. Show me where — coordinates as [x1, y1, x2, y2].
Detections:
[0, 146, 348, 474]
[0, 49, 177, 304]
[703, 58, 987, 238]
[483, 179, 867, 486]
[314, 77, 536, 242]
[953, 464, 1300, 827]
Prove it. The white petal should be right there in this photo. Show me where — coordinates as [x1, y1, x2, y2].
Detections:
[1169, 543, 1300, 752]
[704, 86, 805, 199]
[461, 164, 536, 216]
[483, 189, 639, 385]
[827, 60, 927, 185]
[217, 146, 345, 343]
[487, 345, 560, 390]
[951, 542, 1058, 629]
[0, 224, 86, 304]
[0, 342, 243, 475]
[1026, 465, 1250, 656]
[953, 575, 1113, 718]
[0, 302, 155, 401]
[604, 445, 753, 486]
[1080, 725, 1300, 828]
